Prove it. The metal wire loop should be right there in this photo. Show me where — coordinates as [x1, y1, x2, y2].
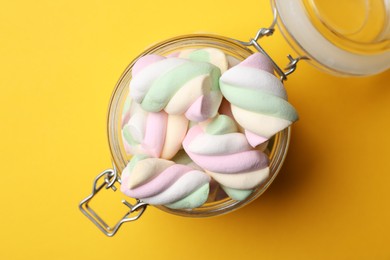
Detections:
[284, 55, 309, 77]
[79, 168, 148, 237]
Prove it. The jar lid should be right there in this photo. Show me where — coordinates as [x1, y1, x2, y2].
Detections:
[274, 0, 390, 76]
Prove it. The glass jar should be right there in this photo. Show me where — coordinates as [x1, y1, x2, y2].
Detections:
[80, 0, 390, 236]
[108, 35, 291, 218]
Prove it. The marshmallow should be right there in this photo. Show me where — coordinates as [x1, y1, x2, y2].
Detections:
[183, 115, 270, 201]
[177, 48, 229, 73]
[122, 102, 188, 159]
[121, 156, 210, 209]
[122, 94, 132, 127]
[220, 53, 298, 147]
[130, 54, 222, 122]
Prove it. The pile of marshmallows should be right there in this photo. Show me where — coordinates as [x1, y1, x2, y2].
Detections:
[120, 48, 298, 209]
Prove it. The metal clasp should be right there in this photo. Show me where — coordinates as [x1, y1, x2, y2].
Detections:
[236, 2, 308, 81]
[79, 168, 148, 237]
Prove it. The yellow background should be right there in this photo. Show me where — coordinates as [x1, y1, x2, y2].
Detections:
[1, 0, 390, 259]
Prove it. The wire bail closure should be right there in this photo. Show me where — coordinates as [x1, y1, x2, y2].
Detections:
[236, 3, 308, 81]
[79, 168, 148, 236]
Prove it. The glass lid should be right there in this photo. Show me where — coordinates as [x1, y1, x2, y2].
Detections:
[273, 0, 390, 75]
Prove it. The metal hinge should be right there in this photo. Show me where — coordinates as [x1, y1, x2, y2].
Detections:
[236, 2, 309, 81]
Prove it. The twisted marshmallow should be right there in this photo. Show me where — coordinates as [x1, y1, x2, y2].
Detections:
[122, 101, 188, 159]
[220, 53, 299, 147]
[169, 47, 229, 73]
[183, 115, 270, 201]
[121, 155, 210, 209]
[130, 54, 222, 122]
